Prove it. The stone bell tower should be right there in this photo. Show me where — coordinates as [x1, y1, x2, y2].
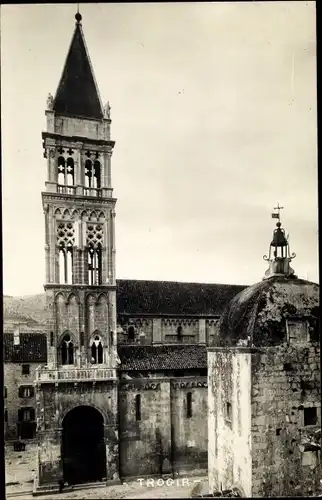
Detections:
[34, 12, 119, 492]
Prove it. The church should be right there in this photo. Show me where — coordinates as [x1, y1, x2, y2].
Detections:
[2, 11, 244, 493]
[3, 10, 320, 497]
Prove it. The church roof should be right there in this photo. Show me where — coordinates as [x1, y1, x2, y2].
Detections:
[117, 344, 207, 371]
[116, 280, 246, 316]
[53, 17, 103, 119]
[4, 333, 47, 363]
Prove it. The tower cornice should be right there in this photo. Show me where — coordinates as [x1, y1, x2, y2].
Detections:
[42, 131, 115, 149]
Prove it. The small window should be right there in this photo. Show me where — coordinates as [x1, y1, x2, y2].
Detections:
[50, 331, 54, 346]
[135, 394, 141, 421]
[18, 408, 35, 422]
[287, 320, 309, 343]
[80, 332, 84, 346]
[4, 387, 7, 398]
[177, 326, 183, 339]
[128, 326, 135, 341]
[19, 386, 34, 398]
[226, 402, 232, 424]
[22, 364, 30, 375]
[304, 407, 317, 426]
[4, 410, 8, 423]
[187, 392, 192, 418]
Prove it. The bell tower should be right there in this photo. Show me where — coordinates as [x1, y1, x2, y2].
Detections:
[35, 12, 119, 492]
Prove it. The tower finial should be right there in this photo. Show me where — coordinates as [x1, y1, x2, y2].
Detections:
[75, 4, 82, 24]
[263, 206, 296, 279]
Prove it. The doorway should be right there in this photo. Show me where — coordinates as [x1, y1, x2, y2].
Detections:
[62, 405, 106, 485]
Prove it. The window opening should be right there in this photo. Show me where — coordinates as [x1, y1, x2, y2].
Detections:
[22, 365, 30, 375]
[187, 392, 192, 418]
[304, 407, 317, 426]
[91, 335, 103, 364]
[61, 333, 74, 365]
[135, 394, 141, 421]
[128, 326, 135, 341]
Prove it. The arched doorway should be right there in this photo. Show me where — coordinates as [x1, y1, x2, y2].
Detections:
[62, 406, 106, 485]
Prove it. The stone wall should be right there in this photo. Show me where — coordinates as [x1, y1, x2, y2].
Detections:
[207, 349, 252, 497]
[171, 378, 208, 474]
[35, 380, 118, 487]
[251, 343, 321, 497]
[118, 377, 207, 478]
[4, 363, 39, 440]
[117, 316, 218, 345]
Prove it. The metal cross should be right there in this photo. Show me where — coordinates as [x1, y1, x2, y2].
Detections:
[273, 202, 284, 219]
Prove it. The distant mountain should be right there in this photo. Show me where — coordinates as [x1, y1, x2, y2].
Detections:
[3, 294, 46, 328]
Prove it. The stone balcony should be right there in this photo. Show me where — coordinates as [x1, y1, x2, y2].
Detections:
[35, 366, 117, 383]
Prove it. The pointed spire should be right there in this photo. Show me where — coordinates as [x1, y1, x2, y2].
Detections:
[53, 12, 103, 119]
[263, 207, 297, 279]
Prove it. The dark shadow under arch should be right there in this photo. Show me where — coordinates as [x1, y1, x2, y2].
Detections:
[62, 405, 106, 485]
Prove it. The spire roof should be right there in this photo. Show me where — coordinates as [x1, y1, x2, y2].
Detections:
[53, 14, 103, 120]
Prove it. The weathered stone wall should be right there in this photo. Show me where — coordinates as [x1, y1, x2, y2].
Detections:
[171, 378, 208, 474]
[53, 116, 110, 141]
[35, 381, 118, 486]
[206, 319, 220, 345]
[251, 343, 321, 497]
[4, 363, 38, 440]
[118, 377, 208, 478]
[162, 319, 199, 344]
[117, 316, 153, 344]
[118, 379, 164, 477]
[208, 349, 252, 497]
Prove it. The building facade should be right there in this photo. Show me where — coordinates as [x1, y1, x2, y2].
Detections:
[207, 221, 321, 497]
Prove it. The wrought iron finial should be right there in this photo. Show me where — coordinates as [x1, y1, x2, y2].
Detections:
[75, 4, 82, 24]
[272, 202, 284, 221]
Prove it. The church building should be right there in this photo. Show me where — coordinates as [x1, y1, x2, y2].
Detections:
[26, 12, 244, 493]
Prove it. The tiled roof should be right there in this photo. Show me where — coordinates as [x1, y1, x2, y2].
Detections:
[53, 22, 103, 119]
[117, 344, 207, 371]
[116, 279, 246, 316]
[4, 333, 47, 363]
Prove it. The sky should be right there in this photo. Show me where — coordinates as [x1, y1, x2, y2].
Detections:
[1, 2, 318, 296]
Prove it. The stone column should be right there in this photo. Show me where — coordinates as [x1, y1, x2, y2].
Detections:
[199, 318, 206, 344]
[152, 318, 162, 344]
[76, 147, 83, 195]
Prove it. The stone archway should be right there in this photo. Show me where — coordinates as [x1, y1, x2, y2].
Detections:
[62, 405, 106, 485]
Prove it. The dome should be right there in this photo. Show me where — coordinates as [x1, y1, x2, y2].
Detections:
[217, 275, 319, 347]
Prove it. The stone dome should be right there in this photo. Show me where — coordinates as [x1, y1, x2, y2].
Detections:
[217, 275, 319, 347]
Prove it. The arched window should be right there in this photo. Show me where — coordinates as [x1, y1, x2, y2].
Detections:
[61, 333, 74, 365]
[93, 160, 101, 189]
[57, 156, 74, 192]
[91, 335, 103, 364]
[66, 158, 74, 193]
[59, 244, 73, 284]
[88, 244, 102, 285]
[177, 325, 183, 340]
[85, 160, 93, 188]
[187, 392, 192, 418]
[135, 394, 141, 421]
[50, 332, 54, 346]
[57, 156, 65, 185]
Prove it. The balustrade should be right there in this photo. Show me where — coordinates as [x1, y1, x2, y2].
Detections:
[36, 366, 117, 382]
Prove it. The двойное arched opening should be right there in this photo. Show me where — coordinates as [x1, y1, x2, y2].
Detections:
[62, 405, 106, 485]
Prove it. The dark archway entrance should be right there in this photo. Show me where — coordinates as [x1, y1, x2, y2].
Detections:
[62, 406, 106, 485]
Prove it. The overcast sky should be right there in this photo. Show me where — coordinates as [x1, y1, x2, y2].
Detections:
[1, 2, 318, 296]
